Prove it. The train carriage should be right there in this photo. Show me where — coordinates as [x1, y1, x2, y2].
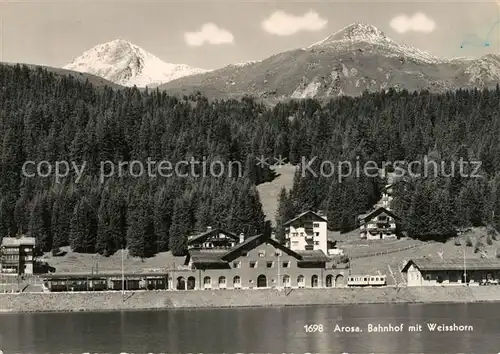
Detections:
[44, 274, 109, 292]
[43, 272, 169, 292]
[347, 274, 386, 287]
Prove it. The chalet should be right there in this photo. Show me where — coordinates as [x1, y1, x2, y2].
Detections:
[187, 227, 240, 250]
[401, 258, 500, 286]
[178, 233, 343, 290]
[378, 184, 394, 209]
[359, 207, 400, 240]
[284, 211, 328, 254]
[0, 236, 35, 275]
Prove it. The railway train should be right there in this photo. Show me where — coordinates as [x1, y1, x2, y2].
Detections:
[346, 274, 387, 287]
[43, 272, 168, 292]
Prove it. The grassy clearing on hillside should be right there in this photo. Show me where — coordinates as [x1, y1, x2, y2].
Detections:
[41, 246, 185, 273]
[256, 163, 296, 224]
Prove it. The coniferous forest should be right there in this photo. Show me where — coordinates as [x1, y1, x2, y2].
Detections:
[2, 64, 500, 257]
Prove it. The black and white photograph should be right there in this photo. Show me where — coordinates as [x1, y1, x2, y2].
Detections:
[1, 0, 500, 353]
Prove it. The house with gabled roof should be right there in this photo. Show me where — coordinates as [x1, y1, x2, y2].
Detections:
[401, 258, 500, 286]
[187, 226, 241, 250]
[177, 233, 345, 291]
[359, 206, 400, 240]
[284, 210, 328, 254]
[378, 183, 394, 209]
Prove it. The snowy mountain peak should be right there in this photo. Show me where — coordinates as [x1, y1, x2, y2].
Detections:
[64, 39, 210, 87]
[331, 23, 387, 41]
[307, 22, 439, 64]
[310, 23, 389, 48]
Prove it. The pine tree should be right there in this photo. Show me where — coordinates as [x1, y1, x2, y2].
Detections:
[153, 186, 174, 252]
[27, 193, 52, 252]
[126, 188, 156, 258]
[275, 187, 294, 243]
[69, 196, 98, 253]
[169, 193, 194, 256]
[96, 186, 126, 256]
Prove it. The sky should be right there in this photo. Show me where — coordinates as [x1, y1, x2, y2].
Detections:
[1, 0, 500, 70]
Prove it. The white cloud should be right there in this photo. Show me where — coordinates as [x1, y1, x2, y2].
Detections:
[184, 23, 234, 46]
[261, 10, 327, 36]
[390, 13, 436, 34]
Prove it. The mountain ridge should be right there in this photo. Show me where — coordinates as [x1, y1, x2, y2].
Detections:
[158, 22, 500, 100]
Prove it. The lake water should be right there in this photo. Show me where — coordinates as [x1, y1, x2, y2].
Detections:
[1, 303, 500, 353]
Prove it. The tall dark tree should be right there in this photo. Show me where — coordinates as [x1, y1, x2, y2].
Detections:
[169, 193, 194, 256]
[275, 187, 294, 243]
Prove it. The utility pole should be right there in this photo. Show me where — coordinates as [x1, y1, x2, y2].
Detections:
[121, 247, 125, 300]
[171, 259, 175, 290]
[463, 246, 467, 286]
[277, 251, 281, 291]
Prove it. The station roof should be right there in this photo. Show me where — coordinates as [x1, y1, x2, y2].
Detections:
[402, 258, 500, 272]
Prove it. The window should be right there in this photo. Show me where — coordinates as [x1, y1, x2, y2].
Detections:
[233, 261, 241, 268]
[305, 245, 313, 251]
[311, 275, 319, 288]
[282, 261, 289, 268]
[258, 251, 265, 257]
[266, 261, 273, 268]
[425, 274, 431, 280]
[313, 223, 320, 228]
[250, 261, 257, 268]
[315, 232, 319, 237]
[242, 251, 248, 257]
[292, 241, 299, 245]
[297, 275, 305, 288]
[314, 241, 319, 245]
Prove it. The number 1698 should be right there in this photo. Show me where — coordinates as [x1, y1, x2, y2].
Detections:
[304, 324, 324, 332]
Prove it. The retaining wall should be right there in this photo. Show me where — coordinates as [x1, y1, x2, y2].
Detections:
[1, 286, 499, 313]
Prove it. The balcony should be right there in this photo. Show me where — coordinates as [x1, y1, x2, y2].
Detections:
[1, 250, 20, 255]
[1, 259, 20, 264]
[375, 223, 396, 229]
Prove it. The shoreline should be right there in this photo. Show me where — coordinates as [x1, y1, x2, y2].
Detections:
[2, 286, 500, 314]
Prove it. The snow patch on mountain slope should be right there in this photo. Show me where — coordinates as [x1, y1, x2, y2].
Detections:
[64, 39, 210, 87]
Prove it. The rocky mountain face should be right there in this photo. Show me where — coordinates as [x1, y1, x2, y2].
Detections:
[158, 23, 500, 100]
[64, 39, 210, 87]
